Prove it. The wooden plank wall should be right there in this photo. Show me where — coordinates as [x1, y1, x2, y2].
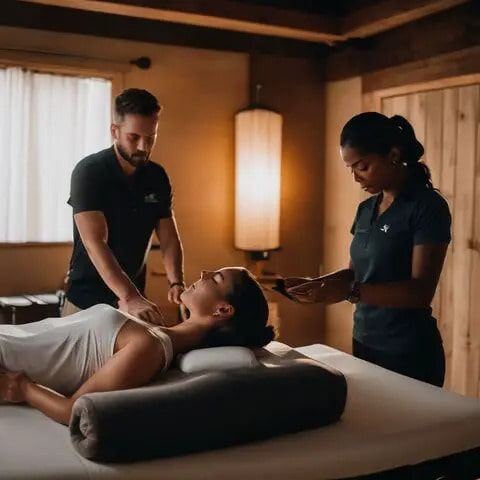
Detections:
[382, 84, 480, 396]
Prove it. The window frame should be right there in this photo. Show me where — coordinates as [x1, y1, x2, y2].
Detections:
[0, 50, 125, 247]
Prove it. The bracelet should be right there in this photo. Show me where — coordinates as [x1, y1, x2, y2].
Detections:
[346, 280, 361, 304]
[168, 281, 186, 290]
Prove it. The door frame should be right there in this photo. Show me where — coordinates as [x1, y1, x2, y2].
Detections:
[362, 73, 480, 111]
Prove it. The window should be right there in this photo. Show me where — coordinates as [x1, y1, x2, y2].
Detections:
[0, 66, 112, 243]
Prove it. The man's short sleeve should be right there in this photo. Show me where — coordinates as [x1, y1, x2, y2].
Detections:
[413, 192, 452, 245]
[67, 162, 105, 214]
[155, 168, 173, 219]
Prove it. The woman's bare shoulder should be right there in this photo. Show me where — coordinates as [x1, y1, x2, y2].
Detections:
[115, 320, 155, 351]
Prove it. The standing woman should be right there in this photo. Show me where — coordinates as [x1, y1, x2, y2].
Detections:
[285, 112, 451, 387]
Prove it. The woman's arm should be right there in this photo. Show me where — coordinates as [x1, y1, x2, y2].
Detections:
[311, 267, 354, 283]
[357, 243, 448, 308]
[0, 334, 165, 425]
[287, 244, 447, 308]
[283, 263, 354, 291]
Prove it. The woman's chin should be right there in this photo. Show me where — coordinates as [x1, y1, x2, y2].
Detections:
[180, 285, 194, 300]
[361, 185, 380, 194]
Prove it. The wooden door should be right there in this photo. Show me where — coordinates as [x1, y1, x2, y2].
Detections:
[381, 84, 480, 396]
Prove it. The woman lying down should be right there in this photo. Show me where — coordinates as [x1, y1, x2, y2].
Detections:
[0, 267, 273, 425]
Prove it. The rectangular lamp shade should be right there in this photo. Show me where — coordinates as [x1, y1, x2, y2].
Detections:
[234, 107, 282, 251]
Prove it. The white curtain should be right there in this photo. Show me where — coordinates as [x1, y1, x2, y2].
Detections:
[0, 67, 111, 242]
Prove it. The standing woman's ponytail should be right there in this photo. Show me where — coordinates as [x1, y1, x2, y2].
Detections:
[389, 115, 433, 189]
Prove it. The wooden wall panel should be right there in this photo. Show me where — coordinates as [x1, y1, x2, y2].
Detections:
[380, 83, 480, 397]
[391, 95, 409, 119]
[425, 90, 444, 319]
[425, 91, 444, 193]
[451, 85, 477, 395]
[439, 87, 458, 390]
[323, 76, 362, 353]
[473, 94, 480, 397]
[381, 97, 395, 117]
[464, 85, 480, 397]
[407, 92, 426, 147]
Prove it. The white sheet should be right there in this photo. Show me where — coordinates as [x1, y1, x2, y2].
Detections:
[1, 342, 479, 479]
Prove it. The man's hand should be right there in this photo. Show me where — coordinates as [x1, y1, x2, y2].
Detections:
[118, 294, 166, 325]
[167, 283, 185, 305]
[0, 371, 29, 403]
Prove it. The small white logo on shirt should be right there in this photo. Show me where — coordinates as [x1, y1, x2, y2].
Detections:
[380, 224, 390, 233]
[144, 193, 159, 203]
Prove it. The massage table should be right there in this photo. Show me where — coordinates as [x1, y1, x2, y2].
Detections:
[1, 341, 479, 479]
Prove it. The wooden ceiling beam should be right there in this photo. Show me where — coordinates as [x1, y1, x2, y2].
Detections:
[362, 46, 480, 93]
[17, 0, 471, 45]
[342, 0, 469, 38]
[1, 0, 327, 58]
[327, 3, 478, 80]
[16, 0, 342, 44]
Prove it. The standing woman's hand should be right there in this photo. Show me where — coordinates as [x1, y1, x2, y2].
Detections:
[272, 277, 311, 302]
[283, 277, 312, 289]
[287, 278, 351, 304]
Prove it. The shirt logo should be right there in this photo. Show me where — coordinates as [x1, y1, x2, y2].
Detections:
[380, 224, 390, 233]
[144, 193, 159, 203]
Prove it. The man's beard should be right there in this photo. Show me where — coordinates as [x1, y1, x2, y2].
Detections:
[116, 142, 149, 168]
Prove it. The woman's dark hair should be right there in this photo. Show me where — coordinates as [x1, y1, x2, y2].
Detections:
[114, 88, 162, 122]
[340, 112, 433, 189]
[201, 268, 275, 348]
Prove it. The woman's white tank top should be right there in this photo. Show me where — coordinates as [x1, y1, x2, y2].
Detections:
[0, 304, 173, 396]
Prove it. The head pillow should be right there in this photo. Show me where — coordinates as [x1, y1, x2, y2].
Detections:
[177, 346, 258, 373]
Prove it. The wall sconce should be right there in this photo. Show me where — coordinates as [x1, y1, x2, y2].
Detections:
[234, 85, 282, 270]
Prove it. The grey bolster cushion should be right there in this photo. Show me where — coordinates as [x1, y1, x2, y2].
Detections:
[70, 359, 347, 462]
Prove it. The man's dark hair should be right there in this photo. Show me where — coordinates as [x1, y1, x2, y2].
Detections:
[114, 88, 162, 122]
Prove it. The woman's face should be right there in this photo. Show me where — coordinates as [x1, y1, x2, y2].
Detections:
[181, 268, 243, 317]
[341, 145, 398, 195]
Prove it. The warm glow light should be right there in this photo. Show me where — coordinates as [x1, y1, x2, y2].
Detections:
[235, 107, 282, 251]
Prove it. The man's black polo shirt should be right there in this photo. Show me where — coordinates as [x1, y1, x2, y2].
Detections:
[66, 146, 172, 309]
[350, 184, 451, 352]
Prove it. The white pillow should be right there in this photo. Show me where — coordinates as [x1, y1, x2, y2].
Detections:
[177, 346, 259, 373]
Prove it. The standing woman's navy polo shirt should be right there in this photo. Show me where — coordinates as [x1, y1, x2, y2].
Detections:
[350, 183, 451, 352]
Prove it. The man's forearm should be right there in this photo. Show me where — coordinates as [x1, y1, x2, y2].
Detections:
[83, 240, 139, 301]
[161, 238, 184, 285]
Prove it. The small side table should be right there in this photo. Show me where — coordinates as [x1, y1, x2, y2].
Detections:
[0, 294, 60, 324]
